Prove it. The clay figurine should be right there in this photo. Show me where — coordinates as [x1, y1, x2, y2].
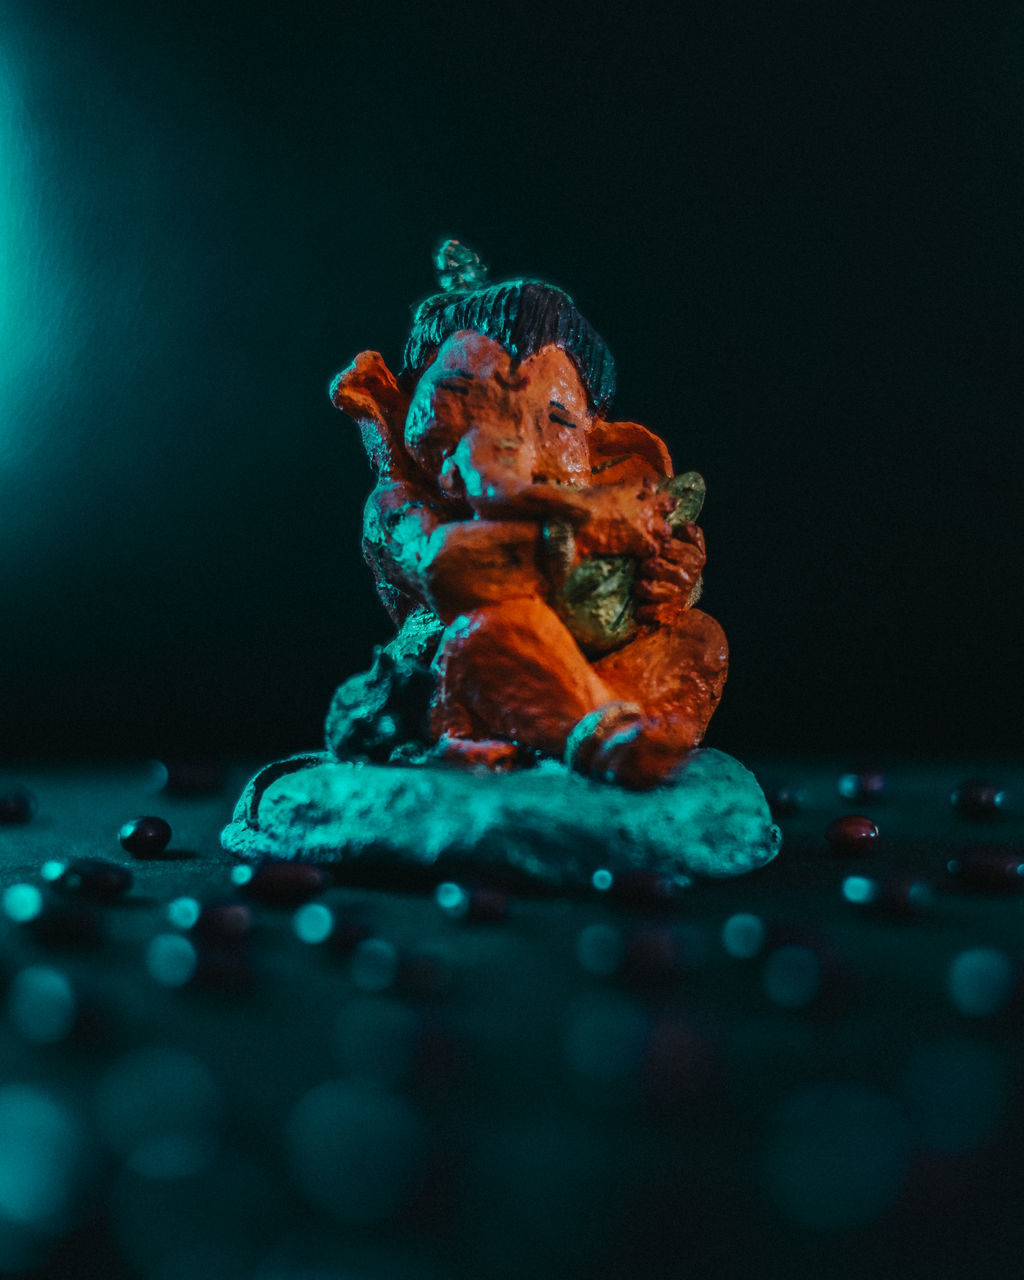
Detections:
[222, 244, 780, 885]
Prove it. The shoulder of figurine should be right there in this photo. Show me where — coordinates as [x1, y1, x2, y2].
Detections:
[365, 476, 468, 526]
[588, 417, 673, 481]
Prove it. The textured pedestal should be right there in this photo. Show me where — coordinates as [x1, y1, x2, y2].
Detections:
[220, 748, 782, 888]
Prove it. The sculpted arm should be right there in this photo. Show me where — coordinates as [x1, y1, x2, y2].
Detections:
[363, 480, 546, 625]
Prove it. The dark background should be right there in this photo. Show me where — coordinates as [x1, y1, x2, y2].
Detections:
[1, 0, 1021, 763]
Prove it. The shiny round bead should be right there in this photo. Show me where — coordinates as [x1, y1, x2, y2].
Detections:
[951, 780, 1008, 819]
[0, 787, 37, 824]
[240, 860, 328, 907]
[824, 815, 880, 855]
[118, 816, 172, 859]
[54, 858, 133, 903]
[838, 770, 886, 802]
[767, 785, 806, 818]
[947, 846, 1024, 893]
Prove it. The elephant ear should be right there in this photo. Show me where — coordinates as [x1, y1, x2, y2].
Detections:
[330, 350, 418, 482]
[588, 417, 674, 483]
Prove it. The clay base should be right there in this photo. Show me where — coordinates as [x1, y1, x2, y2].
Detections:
[220, 749, 781, 888]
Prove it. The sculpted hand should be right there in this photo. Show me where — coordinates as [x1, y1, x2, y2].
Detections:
[635, 522, 706, 625]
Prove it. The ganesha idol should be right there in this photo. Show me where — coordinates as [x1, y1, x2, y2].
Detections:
[221, 243, 780, 884]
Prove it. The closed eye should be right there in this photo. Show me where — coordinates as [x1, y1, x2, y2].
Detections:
[549, 400, 577, 429]
[437, 380, 470, 395]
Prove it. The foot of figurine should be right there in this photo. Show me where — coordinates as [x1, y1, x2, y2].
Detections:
[566, 702, 698, 790]
[431, 734, 522, 772]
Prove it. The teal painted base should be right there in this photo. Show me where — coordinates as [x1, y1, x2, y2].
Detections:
[221, 749, 782, 888]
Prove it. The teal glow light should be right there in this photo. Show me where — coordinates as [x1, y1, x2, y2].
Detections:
[231, 866, 253, 886]
[146, 934, 198, 988]
[166, 897, 201, 930]
[2, 884, 42, 922]
[294, 902, 334, 945]
[7, 967, 76, 1044]
[722, 912, 766, 959]
[842, 876, 878, 905]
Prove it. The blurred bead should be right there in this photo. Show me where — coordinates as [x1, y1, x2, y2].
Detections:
[29, 902, 104, 949]
[951, 780, 1008, 819]
[640, 1016, 720, 1113]
[948, 948, 1017, 1017]
[119, 816, 172, 859]
[576, 923, 626, 977]
[53, 858, 132, 904]
[146, 934, 198, 987]
[947, 845, 1024, 893]
[240, 860, 328, 907]
[7, 965, 77, 1044]
[194, 901, 252, 943]
[824, 815, 880, 855]
[351, 938, 399, 993]
[149, 760, 226, 796]
[2, 883, 43, 923]
[763, 944, 822, 1009]
[193, 946, 254, 994]
[399, 945, 456, 999]
[767, 785, 806, 818]
[722, 912, 766, 958]
[434, 881, 509, 923]
[328, 916, 376, 957]
[0, 787, 37, 824]
[600, 868, 689, 908]
[842, 873, 933, 919]
[293, 902, 334, 945]
[620, 926, 680, 985]
[838, 770, 886, 802]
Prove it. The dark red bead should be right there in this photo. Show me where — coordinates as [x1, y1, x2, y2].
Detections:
[155, 760, 227, 796]
[640, 1016, 720, 1112]
[824, 814, 880, 854]
[195, 901, 252, 942]
[767, 785, 806, 818]
[947, 845, 1024, 893]
[118, 816, 172, 859]
[951, 780, 1008, 819]
[54, 858, 133, 903]
[838, 769, 886, 802]
[621, 927, 681, 985]
[0, 787, 37, 824]
[241, 860, 329, 906]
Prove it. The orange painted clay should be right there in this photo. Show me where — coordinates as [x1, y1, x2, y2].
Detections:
[332, 327, 728, 789]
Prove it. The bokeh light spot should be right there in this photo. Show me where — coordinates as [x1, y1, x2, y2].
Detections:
[7, 966, 76, 1044]
[2, 883, 42, 922]
[760, 1082, 910, 1230]
[146, 934, 198, 988]
[948, 947, 1015, 1017]
[721, 912, 766, 958]
[285, 1080, 426, 1224]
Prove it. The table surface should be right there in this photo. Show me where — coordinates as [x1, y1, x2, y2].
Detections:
[0, 753, 1022, 1280]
